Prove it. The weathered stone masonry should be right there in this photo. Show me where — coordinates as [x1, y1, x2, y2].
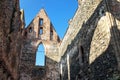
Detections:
[0, 0, 120, 80]
[60, 0, 120, 80]
[0, 0, 22, 80]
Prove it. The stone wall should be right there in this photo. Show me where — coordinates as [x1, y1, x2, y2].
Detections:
[59, 0, 102, 57]
[0, 0, 120, 80]
[0, 0, 22, 80]
[60, 0, 120, 80]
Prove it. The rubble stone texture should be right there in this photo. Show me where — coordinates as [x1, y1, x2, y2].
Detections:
[60, 0, 120, 80]
[0, 0, 120, 80]
[0, 0, 22, 80]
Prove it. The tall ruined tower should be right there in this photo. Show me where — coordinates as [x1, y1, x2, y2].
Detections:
[19, 9, 61, 80]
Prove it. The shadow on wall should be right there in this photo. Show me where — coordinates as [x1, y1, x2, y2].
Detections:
[90, 25, 120, 80]
[78, 0, 120, 79]
[0, 59, 14, 80]
[89, 0, 120, 77]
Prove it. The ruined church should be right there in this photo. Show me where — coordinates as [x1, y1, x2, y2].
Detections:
[0, 0, 120, 80]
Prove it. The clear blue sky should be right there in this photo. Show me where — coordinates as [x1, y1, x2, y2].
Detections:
[20, 0, 78, 39]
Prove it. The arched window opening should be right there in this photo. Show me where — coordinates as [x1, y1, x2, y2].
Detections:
[29, 27, 32, 33]
[50, 28, 53, 40]
[35, 44, 45, 66]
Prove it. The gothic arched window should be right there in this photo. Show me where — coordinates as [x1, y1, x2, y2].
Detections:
[35, 43, 45, 66]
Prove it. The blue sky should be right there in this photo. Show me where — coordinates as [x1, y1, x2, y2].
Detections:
[20, 0, 78, 39]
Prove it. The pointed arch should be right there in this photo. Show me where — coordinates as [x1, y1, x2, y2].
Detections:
[35, 43, 45, 66]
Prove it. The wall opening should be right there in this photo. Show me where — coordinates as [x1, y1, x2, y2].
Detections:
[81, 46, 84, 63]
[29, 27, 32, 33]
[39, 27, 43, 34]
[50, 27, 53, 40]
[24, 31, 27, 37]
[35, 43, 45, 66]
[39, 18, 43, 35]
[39, 18, 43, 26]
